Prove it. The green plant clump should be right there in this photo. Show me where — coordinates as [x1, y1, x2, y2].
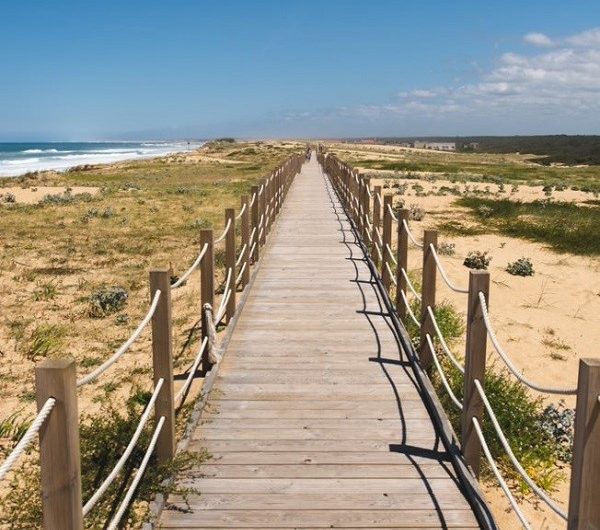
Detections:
[89, 286, 128, 317]
[506, 257, 534, 276]
[463, 250, 492, 270]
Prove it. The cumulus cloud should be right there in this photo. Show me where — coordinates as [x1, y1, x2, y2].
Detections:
[332, 26, 600, 128]
[524, 32, 554, 47]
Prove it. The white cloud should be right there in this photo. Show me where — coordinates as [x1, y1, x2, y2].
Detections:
[524, 32, 554, 47]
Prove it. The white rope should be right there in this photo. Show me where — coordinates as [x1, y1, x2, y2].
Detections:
[479, 293, 577, 395]
[175, 337, 208, 404]
[374, 226, 383, 245]
[83, 378, 164, 515]
[236, 261, 247, 285]
[0, 398, 55, 482]
[106, 416, 165, 530]
[400, 268, 421, 301]
[430, 245, 469, 294]
[214, 288, 232, 325]
[249, 192, 257, 207]
[236, 244, 247, 267]
[387, 203, 398, 221]
[375, 193, 382, 206]
[172, 243, 208, 289]
[426, 335, 463, 410]
[235, 203, 247, 220]
[374, 241, 383, 262]
[472, 417, 532, 530]
[474, 379, 568, 520]
[364, 229, 373, 244]
[258, 185, 264, 195]
[402, 219, 423, 248]
[214, 218, 232, 243]
[248, 241, 257, 259]
[400, 289, 420, 327]
[77, 291, 161, 387]
[386, 243, 397, 265]
[426, 306, 464, 374]
[385, 262, 397, 285]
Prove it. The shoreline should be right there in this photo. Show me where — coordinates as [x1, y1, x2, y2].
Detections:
[0, 141, 204, 178]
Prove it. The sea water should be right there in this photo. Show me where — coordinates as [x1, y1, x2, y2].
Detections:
[0, 141, 203, 177]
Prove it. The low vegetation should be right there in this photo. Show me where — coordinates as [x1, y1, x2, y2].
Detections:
[463, 250, 492, 270]
[506, 257, 535, 277]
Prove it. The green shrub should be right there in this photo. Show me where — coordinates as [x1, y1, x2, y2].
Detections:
[89, 286, 128, 318]
[409, 204, 425, 221]
[437, 242, 456, 256]
[463, 250, 491, 270]
[506, 257, 534, 276]
[4, 192, 16, 203]
[22, 324, 67, 361]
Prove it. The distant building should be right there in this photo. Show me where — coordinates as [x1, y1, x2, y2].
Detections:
[414, 141, 456, 151]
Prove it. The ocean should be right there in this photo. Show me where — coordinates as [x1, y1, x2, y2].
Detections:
[0, 141, 203, 177]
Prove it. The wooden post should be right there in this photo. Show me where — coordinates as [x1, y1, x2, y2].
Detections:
[461, 270, 490, 478]
[568, 358, 600, 529]
[149, 269, 175, 463]
[362, 177, 370, 243]
[259, 179, 266, 246]
[35, 359, 83, 530]
[381, 195, 393, 291]
[240, 195, 250, 287]
[419, 230, 438, 370]
[396, 208, 409, 321]
[371, 186, 382, 266]
[200, 229, 214, 372]
[251, 185, 260, 262]
[225, 208, 236, 322]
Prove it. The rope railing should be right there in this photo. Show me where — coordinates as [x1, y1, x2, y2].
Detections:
[400, 289, 420, 327]
[214, 217, 232, 243]
[402, 219, 424, 248]
[236, 244, 247, 267]
[77, 290, 162, 387]
[479, 292, 577, 395]
[426, 306, 464, 374]
[474, 379, 568, 520]
[426, 334, 463, 410]
[106, 416, 165, 530]
[82, 378, 164, 515]
[175, 336, 208, 405]
[472, 417, 532, 529]
[430, 244, 469, 294]
[385, 262, 397, 285]
[236, 261, 247, 285]
[235, 202, 247, 220]
[172, 243, 209, 289]
[400, 268, 421, 301]
[0, 398, 56, 482]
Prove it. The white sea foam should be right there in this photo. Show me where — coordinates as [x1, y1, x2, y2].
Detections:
[0, 142, 201, 177]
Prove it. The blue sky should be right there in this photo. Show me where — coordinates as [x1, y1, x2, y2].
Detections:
[1, 0, 599, 140]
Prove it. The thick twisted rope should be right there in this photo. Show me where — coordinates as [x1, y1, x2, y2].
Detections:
[426, 306, 464, 374]
[0, 398, 55, 482]
[83, 378, 164, 515]
[472, 417, 531, 529]
[479, 292, 577, 395]
[400, 289, 420, 327]
[175, 336, 208, 405]
[400, 268, 421, 301]
[214, 218, 232, 243]
[106, 416, 165, 530]
[426, 335, 463, 410]
[235, 244, 247, 267]
[474, 379, 567, 520]
[235, 203, 247, 220]
[402, 219, 424, 248]
[172, 243, 208, 289]
[77, 291, 161, 387]
[430, 245, 469, 294]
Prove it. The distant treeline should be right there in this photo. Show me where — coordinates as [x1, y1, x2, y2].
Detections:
[347, 136, 600, 166]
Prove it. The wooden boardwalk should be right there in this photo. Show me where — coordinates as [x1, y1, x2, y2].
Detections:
[158, 156, 481, 529]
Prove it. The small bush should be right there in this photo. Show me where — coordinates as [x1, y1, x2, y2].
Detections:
[4, 192, 16, 203]
[476, 205, 493, 218]
[89, 286, 128, 317]
[437, 242, 456, 256]
[190, 217, 211, 230]
[23, 324, 67, 361]
[464, 250, 491, 270]
[540, 401, 575, 461]
[506, 257, 534, 276]
[409, 204, 425, 221]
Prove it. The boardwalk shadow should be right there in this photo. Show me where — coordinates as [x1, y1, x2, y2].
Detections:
[322, 169, 462, 529]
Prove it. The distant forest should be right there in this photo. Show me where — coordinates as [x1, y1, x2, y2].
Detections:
[348, 136, 600, 166]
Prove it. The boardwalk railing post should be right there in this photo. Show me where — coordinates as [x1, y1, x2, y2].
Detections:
[419, 230, 438, 370]
[241, 195, 250, 287]
[35, 359, 83, 530]
[568, 358, 600, 529]
[362, 177, 370, 243]
[371, 186, 382, 266]
[381, 195, 393, 291]
[251, 185, 260, 262]
[396, 208, 409, 321]
[259, 179, 266, 246]
[200, 229, 215, 372]
[149, 268, 176, 464]
[225, 208, 236, 322]
[461, 270, 490, 478]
